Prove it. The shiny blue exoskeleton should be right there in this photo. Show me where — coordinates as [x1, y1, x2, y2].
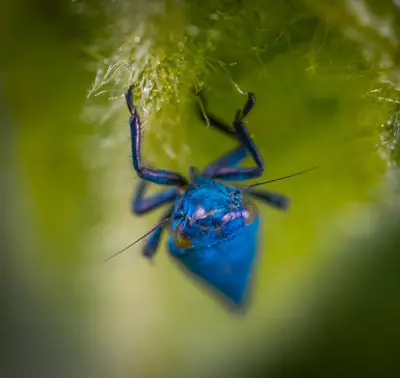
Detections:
[168, 176, 261, 306]
[120, 86, 291, 309]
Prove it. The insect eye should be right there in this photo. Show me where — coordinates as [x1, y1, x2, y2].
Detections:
[241, 197, 259, 224]
[229, 192, 241, 205]
[172, 220, 193, 249]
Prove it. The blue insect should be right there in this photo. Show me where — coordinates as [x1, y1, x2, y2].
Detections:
[108, 86, 313, 310]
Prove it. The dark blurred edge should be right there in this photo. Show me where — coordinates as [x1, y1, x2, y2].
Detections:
[0, 78, 14, 377]
[236, 183, 400, 378]
[0, 0, 109, 373]
[0, 80, 93, 378]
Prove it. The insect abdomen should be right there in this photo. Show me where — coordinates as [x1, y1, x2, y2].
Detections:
[167, 219, 261, 306]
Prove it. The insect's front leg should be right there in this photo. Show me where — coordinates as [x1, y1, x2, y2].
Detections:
[132, 180, 178, 215]
[203, 146, 248, 178]
[196, 91, 236, 138]
[240, 92, 256, 119]
[211, 93, 264, 182]
[126, 86, 188, 187]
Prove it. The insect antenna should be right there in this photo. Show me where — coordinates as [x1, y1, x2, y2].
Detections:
[105, 216, 172, 262]
[241, 166, 318, 191]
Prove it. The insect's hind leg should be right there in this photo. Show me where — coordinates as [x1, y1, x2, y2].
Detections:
[142, 205, 174, 259]
[132, 180, 177, 215]
[248, 189, 289, 210]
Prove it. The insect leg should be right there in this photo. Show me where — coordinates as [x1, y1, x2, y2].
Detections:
[240, 92, 256, 119]
[248, 189, 289, 210]
[132, 180, 178, 215]
[126, 86, 188, 186]
[142, 205, 175, 259]
[203, 146, 248, 177]
[212, 93, 264, 181]
[196, 91, 236, 138]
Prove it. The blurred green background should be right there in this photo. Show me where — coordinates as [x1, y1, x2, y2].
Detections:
[1, 0, 400, 377]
